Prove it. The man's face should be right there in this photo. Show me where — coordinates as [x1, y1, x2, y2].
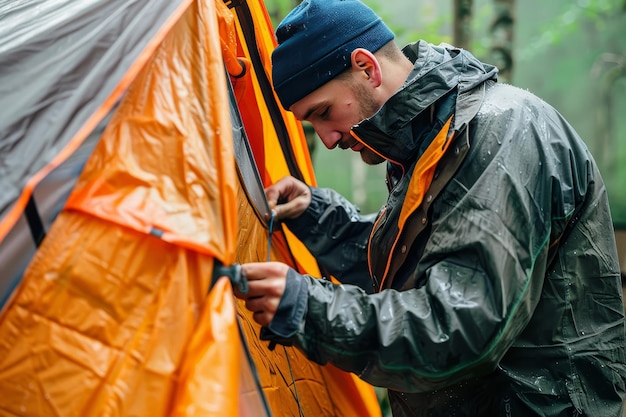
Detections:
[290, 74, 385, 165]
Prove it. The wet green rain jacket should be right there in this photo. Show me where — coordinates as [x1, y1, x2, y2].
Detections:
[264, 41, 626, 416]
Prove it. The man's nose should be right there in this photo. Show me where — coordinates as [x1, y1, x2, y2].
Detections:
[316, 129, 341, 150]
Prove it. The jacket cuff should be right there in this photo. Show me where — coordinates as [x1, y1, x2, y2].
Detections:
[259, 268, 308, 343]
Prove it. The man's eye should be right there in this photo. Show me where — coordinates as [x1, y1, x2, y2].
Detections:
[319, 108, 330, 119]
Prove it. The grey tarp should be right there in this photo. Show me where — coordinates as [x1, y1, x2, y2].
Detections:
[0, 0, 189, 306]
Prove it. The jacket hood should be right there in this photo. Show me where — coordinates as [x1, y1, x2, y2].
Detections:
[352, 41, 498, 166]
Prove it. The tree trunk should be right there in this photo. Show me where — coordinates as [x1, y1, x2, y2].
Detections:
[453, 0, 473, 50]
[591, 53, 626, 175]
[489, 0, 515, 83]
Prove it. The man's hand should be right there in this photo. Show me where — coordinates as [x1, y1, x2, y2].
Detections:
[265, 176, 311, 220]
[235, 262, 290, 327]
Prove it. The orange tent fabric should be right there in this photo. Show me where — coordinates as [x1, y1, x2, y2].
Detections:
[0, 1, 241, 415]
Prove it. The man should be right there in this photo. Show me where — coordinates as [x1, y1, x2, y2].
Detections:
[236, 0, 626, 415]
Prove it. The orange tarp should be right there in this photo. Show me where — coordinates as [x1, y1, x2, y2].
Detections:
[0, 1, 240, 415]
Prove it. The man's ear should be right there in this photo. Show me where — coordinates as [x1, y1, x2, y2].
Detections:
[351, 48, 382, 87]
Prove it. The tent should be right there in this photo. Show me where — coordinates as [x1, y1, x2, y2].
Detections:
[0, 0, 381, 415]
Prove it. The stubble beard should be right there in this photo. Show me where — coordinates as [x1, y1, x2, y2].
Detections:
[353, 83, 385, 166]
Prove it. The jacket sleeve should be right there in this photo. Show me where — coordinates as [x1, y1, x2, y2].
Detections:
[271, 174, 553, 393]
[284, 187, 377, 293]
[270, 251, 549, 393]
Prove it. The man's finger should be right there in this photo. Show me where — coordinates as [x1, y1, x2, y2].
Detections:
[245, 277, 285, 299]
[244, 281, 272, 298]
[252, 310, 275, 327]
[241, 262, 287, 280]
[240, 262, 266, 280]
[271, 203, 289, 220]
[245, 295, 279, 314]
[266, 191, 279, 209]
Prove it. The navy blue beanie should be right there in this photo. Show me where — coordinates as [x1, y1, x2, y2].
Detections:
[271, 0, 395, 110]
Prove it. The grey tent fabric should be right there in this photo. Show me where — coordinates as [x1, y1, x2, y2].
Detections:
[0, 0, 188, 305]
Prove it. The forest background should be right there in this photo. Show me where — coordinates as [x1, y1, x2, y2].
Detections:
[264, 0, 626, 228]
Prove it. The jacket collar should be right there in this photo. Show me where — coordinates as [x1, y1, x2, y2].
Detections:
[351, 41, 497, 170]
